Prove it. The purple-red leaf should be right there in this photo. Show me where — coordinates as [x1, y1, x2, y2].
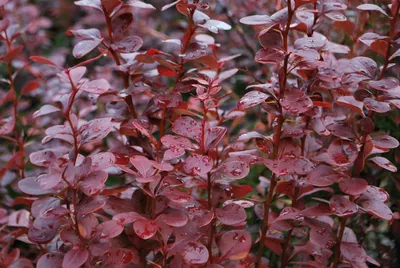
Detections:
[72, 38, 102, 58]
[327, 139, 358, 166]
[111, 36, 143, 53]
[161, 135, 193, 160]
[96, 220, 124, 239]
[370, 156, 397, 172]
[336, 96, 364, 115]
[172, 116, 202, 142]
[113, 211, 144, 225]
[180, 242, 209, 265]
[133, 218, 158, 239]
[330, 195, 358, 217]
[216, 204, 247, 226]
[33, 105, 61, 118]
[81, 79, 110, 94]
[240, 15, 273, 25]
[79, 117, 113, 144]
[61, 248, 89, 268]
[339, 177, 368, 195]
[37, 252, 64, 268]
[238, 91, 269, 110]
[79, 170, 108, 196]
[157, 211, 188, 227]
[219, 230, 251, 261]
[371, 135, 399, 149]
[184, 154, 213, 175]
[357, 4, 388, 16]
[280, 89, 313, 114]
[307, 164, 342, 186]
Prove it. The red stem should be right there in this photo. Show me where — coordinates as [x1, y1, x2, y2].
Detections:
[101, 5, 137, 119]
[256, 2, 294, 264]
[172, 8, 196, 91]
[3, 21, 25, 179]
[333, 8, 400, 266]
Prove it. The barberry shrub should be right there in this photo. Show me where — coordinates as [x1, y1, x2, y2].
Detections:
[0, 0, 400, 267]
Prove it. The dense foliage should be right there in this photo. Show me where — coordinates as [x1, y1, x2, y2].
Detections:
[1, 0, 400, 267]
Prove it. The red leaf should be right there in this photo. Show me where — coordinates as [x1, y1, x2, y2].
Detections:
[112, 12, 134, 37]
[172, 116, 202, 142]
[157, 65, 176, 77]
[2, 45, 24, 62]
[37, 252, 64, 268]
[79, 170, 108, 196]
[327, 139, 358, 166]
[72, 39, 102, 59]
[160, 187, 191, 203]
[200, 19, 231, 33]
[307, 219, 336, 249]
[90, 152, 116, 171]
[357, 4, 388, 16]
[371, 135, 399, 149]
[96, 220, 124, 239]
[339, 177, 368, 195]
[363, 98, 391, 113]
[219, 230, 251, 261]
[30, 55, 57, 65]
[255, 47, 286, 64]
[280, 89, 313, 114]
[75, 0, 103, 11]
[0, 117, 15, 135]
[73, 39, 102, 58]
[187, 207, 213, 227]
[238, 91, 269, 110]
[231, 184, 253, 197]
[18, 177, 53, 195]
[127, 0, 155, 9]
[33, 105, 61, 118]
[61, 248, 89, 268]
[312, 101, 332, 108]
[133, 218, 158, 239]
[330, 195, 358, 217]
[113, 211, 144, 225]
[28, 227, 57, 244]
[68, 66, 87, 86]
[29, 150, 57, 167]
[370, 156, 397, 172]
[157, 211, 188, 227]
[77, 196, 106, 215]
[180, 242, 209, 265]
[161, 135, 193, 160]
[215, 204, 247, 226]
[21, 81, 40, 96]
[336, 96, 364, 115]
[67, 28, 101, 39]
[205, 126, 226, 151]
[79, 117, 114, 144]
[240, 15, 272, 25]
[111, 36, 143, 53]
[81, 79, 110, 94]
[307, 164, 342, 186]
[359, 186, 393, 221]
[368, 77, 399, 91]
[103, 248, 135, 266]
[326, 123, 357, 140]
[340, 242, 367, 267]
[349, 57, 377, 78]
[101, 0, 121, 14]
[184, 154, 213, 175]
[264, 158, 296, 176]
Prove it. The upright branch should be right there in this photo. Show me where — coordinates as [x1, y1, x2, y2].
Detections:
[1, 7, 25, 179]
[256, 2, 294, 265]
